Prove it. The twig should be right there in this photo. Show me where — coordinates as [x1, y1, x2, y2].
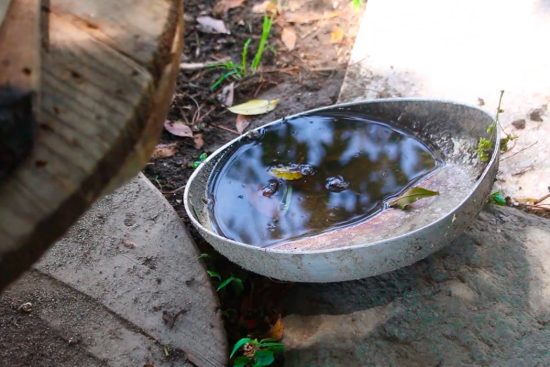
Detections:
[535, 193, 550, 205]
[162, 185, 187, 195]
[180, 58, 231, 71]
[213, 123, 240, 135]
[501, 141, 538, 161]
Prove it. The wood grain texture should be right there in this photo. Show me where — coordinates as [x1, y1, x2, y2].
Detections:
[0, 0, 42, 178]
[0, 0, 183, 290]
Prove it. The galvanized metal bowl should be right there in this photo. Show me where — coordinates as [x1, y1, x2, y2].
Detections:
[184, 99, 499, 282]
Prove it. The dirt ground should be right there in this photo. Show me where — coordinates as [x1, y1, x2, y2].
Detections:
[143, 0, 363, 353]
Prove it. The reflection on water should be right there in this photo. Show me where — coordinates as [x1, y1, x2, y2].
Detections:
[208, 113, 439, 247]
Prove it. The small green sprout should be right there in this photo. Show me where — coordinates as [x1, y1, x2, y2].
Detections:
[191, 152, 208, 169]
[489, 191, 506, 206]
[231, 338, 284, 367]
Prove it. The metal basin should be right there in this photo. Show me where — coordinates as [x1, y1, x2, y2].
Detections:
[184, 99, 499, 282]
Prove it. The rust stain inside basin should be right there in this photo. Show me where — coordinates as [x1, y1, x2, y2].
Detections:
[184, 99, 499, 282]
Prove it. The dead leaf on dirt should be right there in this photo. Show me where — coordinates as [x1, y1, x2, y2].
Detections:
[284, 10, 341, 24]
[281, 27, 297, 50]
[228, 99, 279, 115]
[151, 143, 178, 159]
[389, 186, 439, 209]
[252, 0, 278, 15]
[164, 120, 194, 138]
[193, 133, 205, 149]
[213, 0, 244, 17]
[236, 114, 251, 134]
[330, 26, 345, 43]
[196, 16, 231, 34]
[217, 82, 235, 107]
[266, 315, 284, 341]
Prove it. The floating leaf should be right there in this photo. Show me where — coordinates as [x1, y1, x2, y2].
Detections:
[164, 120, 193, 137]
[281, 27, 297, 50]
[151, 143, 178, 159]
[228, 99, 278, 115]
[269, 166, 303, 181]
[236, 114, 251, 134]
[213, 0, 244, 17]
[196, 16, 231, 34]
[490, 191, 506, 206]
[389, 186, 439, 209]
[330, 26, 344, 43]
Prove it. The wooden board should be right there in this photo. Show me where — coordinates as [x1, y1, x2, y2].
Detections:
[0, 0, 183, 290]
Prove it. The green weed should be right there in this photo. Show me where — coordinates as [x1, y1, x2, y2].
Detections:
[211, 15, 273, 90]
[231, 338, 284, 367]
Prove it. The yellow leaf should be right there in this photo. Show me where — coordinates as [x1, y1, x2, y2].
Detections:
[389, 186, 439, 210]
[269, 166, 303, 181]
[228, 99, 279, 116]
[330, 26, 344, 43]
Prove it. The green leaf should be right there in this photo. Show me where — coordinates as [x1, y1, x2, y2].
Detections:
[228, 99, 279, 116]
[231, 277, 244, 295]
[476, 137, 493, 163]
[490, 191, 506, 206]
[199, 152, 208, 161]
[389, 186, 439, 210]
[233, 356, 250, 367]
[254, 350, 274, 367]
[191, 161, 201, 169]
[251, 16, 273, 72]
[207, 270, 221, 282]
[486, 121, 496, 134]
[217, 276, 235, 292]
[230, 338, 253, 358]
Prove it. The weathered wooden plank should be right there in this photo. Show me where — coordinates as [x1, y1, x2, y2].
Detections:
[0, 0, 183, 290]
[0, 0, 42, 179]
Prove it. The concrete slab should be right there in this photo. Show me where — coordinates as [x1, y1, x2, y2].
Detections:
[339, 0, 550, 200]
[283, 205, 550, 366]
[0, 174, 227, 367]
[282, 1, 550, 365]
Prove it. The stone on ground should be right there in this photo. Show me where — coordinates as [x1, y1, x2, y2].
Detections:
[0, 174, 227, 367]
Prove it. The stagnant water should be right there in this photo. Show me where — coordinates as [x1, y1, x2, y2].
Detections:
[208, 112, 440, 247]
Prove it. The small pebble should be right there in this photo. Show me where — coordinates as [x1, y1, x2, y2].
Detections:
[511, 119, 526, 129]
[18, 302, 33, 313]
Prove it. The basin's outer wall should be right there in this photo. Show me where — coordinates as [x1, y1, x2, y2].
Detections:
[185, 99, 500, 282]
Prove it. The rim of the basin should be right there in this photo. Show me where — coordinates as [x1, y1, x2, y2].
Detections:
[183, 97, 500, 255]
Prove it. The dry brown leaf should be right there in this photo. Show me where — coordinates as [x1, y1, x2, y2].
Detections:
[164, 120, 193, 137]
[151, 143, 178, 159]
[284, 10, 341, 24]
[193, 133, 204, 149]
[217, 82, 235, 107]
[235, 114, 251, 134]
[330, 26, 345, 43]
[252, 0, 278, 15]
[213, 0, 245, 17]
[266, 315, 284, 341]
[281, 27, 297, 50]
[196, 16, 231, 34]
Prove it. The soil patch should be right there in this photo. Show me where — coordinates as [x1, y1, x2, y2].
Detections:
[143, 0, 363, 357]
